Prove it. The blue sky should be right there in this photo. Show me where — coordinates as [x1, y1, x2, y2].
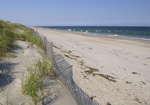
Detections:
[0, 0, 150, 26]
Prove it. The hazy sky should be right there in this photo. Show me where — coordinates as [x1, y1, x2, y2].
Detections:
[0, 0, 150, 26]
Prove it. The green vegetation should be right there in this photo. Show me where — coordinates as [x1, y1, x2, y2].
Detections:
[6, 97, 13, 105]
[0, 20, 43, 58]
[5, 52, 15, 58]
[0, 20, 48, 104]
[0, 22, 17, 57]
[17, 29, 44, 49]
[22, 56, 53, 105]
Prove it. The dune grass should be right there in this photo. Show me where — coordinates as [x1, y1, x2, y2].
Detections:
[0, 28, 17, 57]
[0, 20, 48, 104]
[17, 29, 44, 49]
[0, 20, 44, 58]
[22, 56, 53, 105]
[6, 97, 13, 105]
[0, 20, 49, 104]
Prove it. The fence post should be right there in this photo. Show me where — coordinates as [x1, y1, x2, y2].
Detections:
[51, 42, 53, 68]
[44, 36, 47, 56]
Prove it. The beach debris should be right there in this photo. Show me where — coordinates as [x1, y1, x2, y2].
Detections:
[68, 50, 72, 54]
[147, 80, 150, 83]
[72, 55, 80, 58]
[126, 81, 132, 84]
[93, 73, 116, 82]
[78, 61, 84, 66]
[89, 47, 92, 49]
[132, 72, 137, 74]
[85, 66, 99, 74]
[27, 45, 30, 48]
[83, 75, 89, 79]
[134, 97, 142, 104]
[107, 102, 111, 105]
[53, 45, 61, 50]
[64, 53, 80, 61]
[90, 95, 96, 100]
[82, 64, 116, 83]
[64, 54, 71, 59]
[146, 57, 150, 60]
[81, 72, 89, 79]
[111, 73, 115, 75]
[117, 88, 121, 93]
[115, 53, 118, 56]
[141, 81, 146, 85]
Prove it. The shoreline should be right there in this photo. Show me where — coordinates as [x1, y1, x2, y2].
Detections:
[35, 27, 150, 45]
[32, 27, 150, 105]
[36, 27, 150, 42]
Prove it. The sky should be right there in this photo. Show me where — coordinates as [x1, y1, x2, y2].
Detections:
[0, 0, 150, 26]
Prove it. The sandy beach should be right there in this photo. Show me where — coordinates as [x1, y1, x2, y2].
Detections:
[32, 27, 150, 105]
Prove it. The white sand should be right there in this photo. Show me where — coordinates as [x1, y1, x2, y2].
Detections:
[32, 27, 150, 105]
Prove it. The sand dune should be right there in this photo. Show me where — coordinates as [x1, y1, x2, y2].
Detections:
[0, 41, 76, 105]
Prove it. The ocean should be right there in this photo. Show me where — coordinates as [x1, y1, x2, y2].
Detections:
[38, 26, 150, 40]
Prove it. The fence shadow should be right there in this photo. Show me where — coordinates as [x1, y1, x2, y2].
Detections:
[32, 29, 100, 105]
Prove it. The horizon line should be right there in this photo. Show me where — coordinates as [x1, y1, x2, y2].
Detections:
[33, 25, 150, 27]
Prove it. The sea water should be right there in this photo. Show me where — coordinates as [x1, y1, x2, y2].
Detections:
[38, 26, 150, 40]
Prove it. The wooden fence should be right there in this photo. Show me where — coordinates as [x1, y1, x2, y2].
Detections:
[32, 29, 100, 105]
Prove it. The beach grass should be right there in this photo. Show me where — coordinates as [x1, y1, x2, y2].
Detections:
[0, 28, 17, 57]
[22, 56, 53, 105]
[17, 29, 44, 49]
[0, 20, 44, 59]
[6, 96, 13, 105]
